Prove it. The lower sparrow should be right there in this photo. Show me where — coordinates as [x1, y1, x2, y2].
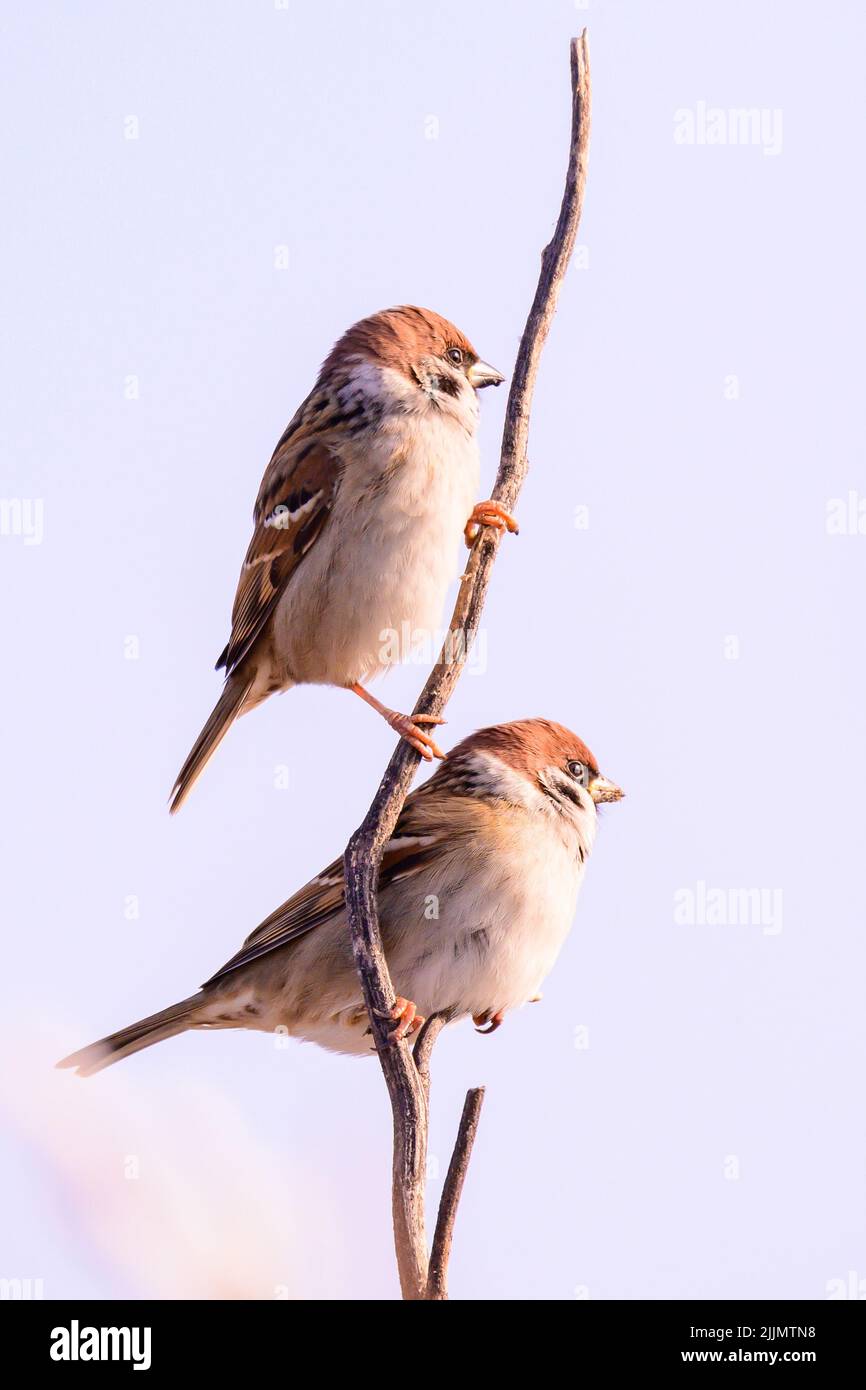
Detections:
[61, 720, 623, 1074]
[170, 305, 515, 812]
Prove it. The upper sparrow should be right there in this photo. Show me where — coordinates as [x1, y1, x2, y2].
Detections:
[169, 305, 513, 812]
[60, 719, 623, 1074]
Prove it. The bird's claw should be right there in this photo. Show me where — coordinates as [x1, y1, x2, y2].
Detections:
[387, 711, 446, 761]
[473, 1008, 505, 1035]
[464, 501, 519, 548]
[385, 996, 425, 1043]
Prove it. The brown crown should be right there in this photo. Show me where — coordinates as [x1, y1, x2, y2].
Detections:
[449, 719, 600, 780]
[321, 305, 477, 380]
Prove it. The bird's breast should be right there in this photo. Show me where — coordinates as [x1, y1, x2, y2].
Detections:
[385, 813, 588, 1021]
[273, 414, 481, 685]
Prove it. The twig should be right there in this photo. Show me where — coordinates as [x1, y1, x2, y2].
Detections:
[413, 1012, 448, 1100]
[426, 1087, 486, 1300]
[343, 31, 592, 1301]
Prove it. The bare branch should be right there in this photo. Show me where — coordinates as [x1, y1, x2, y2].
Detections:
[426, 1087, 486, 1300]
[413, 1012, 449, 1097]
[343, 31, 592, 1301]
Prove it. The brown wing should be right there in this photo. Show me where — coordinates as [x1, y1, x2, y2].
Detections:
[202, 791, 450, 988]
[216, 396, 343, 676]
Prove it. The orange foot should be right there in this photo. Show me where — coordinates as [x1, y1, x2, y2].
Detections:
[386, 996, 426, 1043]
[349, 683, 445, 761]
[464, 500, 519, 548]
[386, 710, 445, 762]
[473, 1008, 505, 1035]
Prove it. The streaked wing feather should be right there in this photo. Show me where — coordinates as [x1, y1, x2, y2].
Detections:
[202, 798, 448, 987]
[201, 859, 345, 986]
[217, 396, 343, 675]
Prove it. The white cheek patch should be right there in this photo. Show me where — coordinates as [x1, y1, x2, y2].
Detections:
[341, 360, 479, 433]
[461, 749, 549, 811]
[339, 361, 416, 413]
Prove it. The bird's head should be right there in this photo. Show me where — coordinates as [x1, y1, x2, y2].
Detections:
[322, 305, 504, 426]
[437, 718, 625, 829]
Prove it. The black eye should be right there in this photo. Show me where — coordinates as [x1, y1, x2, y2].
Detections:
[567, 760, 588, 785]
[446, 347, 464, 366]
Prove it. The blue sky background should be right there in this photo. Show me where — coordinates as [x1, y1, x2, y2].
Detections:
[2, 0, 865, 1299]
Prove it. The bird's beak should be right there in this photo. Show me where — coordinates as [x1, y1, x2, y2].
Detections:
[468, 359, 505, 389]
[589, 774, 625, 805]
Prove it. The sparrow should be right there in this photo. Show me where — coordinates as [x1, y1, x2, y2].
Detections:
[60, 719, 623, 1075]
[169, 305, 516, 813]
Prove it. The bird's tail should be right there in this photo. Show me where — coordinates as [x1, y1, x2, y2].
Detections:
[57, 995, 204, 1077]
[169, 671, 255, 814]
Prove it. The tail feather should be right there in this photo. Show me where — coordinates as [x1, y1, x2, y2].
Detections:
[57, 995, 203, 1077]
[170, 672, 254, 814]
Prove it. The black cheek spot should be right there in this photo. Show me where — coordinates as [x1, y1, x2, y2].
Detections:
[435, 374, 461, 399]
[558, 782, 583, 809]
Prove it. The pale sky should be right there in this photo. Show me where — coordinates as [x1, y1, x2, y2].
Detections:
[2, 0, 865, 1300]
